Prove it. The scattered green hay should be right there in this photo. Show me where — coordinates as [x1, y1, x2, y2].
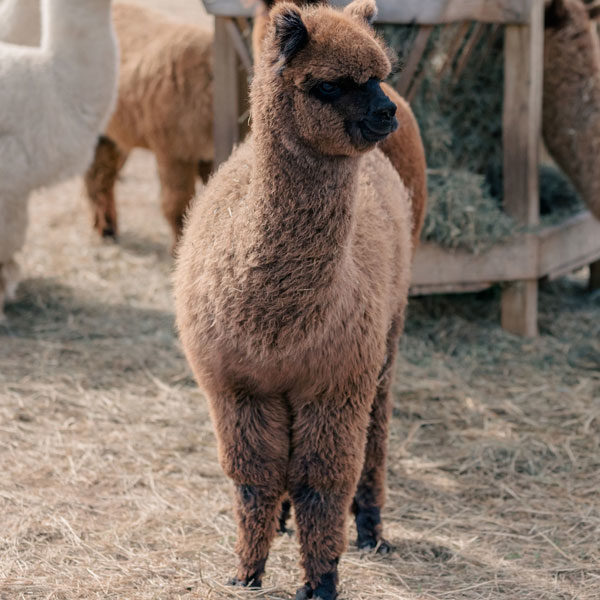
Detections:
[378, 24, 584, 253]
[423, 168, 514, 252]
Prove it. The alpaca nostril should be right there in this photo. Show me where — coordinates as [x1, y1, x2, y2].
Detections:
[375, 102, 396, 122]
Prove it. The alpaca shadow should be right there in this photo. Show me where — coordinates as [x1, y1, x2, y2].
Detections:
[0, 278, 192, 389]
[113, 230, 171, 259]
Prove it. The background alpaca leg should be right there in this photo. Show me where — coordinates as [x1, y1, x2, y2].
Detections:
[197, 160, 213, 185]
[289, 396, 372, 600]
[211, 391, 289, 587]
[84, 136, 128, 239]
[156, 155, 196, 246]
[2, 258, 20, 303]
[352, 321, 403, 553]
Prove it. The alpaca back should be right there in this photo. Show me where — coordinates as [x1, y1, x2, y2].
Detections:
[106, 3, 213, 161]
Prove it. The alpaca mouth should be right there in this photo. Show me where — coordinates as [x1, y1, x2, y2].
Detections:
[359, 118, 398, 143]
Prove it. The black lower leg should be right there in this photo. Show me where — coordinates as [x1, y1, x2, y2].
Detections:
[295, 559, 338, 600]
[278, 498, 292, 534]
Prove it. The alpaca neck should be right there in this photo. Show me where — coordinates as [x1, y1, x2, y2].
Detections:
[248, 102, 360, 296]
[0, 0, 41, 45]
[40, 0, 116, 127]
[41, 0, 113, 55]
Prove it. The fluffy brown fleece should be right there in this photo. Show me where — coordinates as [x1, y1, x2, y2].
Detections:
[543, 0, 600, 219]
[84, 3, 213, 244]
[253, 0, 427, 250]
[174, 1, 412, 598]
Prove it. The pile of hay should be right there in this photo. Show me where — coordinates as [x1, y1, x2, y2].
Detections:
[378, 23, 584, 253]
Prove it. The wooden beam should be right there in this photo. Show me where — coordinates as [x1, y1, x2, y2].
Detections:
[201, 0, 535, 24]
[213, 17, 241, 167]
[396, 26, 434, 97]
[501, 281, 538, 337]
[538, 211, 600, 279]
[410, 212, 600, 291]
[410, 238, 539, 288]
[500, 0, 544, 337]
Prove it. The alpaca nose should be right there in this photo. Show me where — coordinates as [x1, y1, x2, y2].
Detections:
[373, 99, 396, 122]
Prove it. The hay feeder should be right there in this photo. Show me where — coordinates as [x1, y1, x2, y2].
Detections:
[201, 0, 600, 337]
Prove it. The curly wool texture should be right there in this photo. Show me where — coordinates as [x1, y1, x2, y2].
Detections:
[543, 0, 600, 220]
[253, 0, 427, 251]
[174, 1, 412, 597]
[84, 3, 214, 242]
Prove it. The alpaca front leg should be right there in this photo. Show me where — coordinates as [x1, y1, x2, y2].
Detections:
[84, 136, 128, 239]
[209, 390, 290, 587]
[289, 395, 373, 600]
[156, 156, 196, 248]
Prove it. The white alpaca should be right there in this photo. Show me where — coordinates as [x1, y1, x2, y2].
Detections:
[0, 0, 41, 46]
[0, 0, 118, 317]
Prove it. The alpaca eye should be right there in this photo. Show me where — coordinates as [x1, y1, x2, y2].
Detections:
[314, 81, 342, 101]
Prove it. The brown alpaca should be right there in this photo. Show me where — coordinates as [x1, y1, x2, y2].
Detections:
[543, 0, 600, 219]
[254, 0, 427, 250]
[174, 1, 412, 597]
[84, 3, 213, 243]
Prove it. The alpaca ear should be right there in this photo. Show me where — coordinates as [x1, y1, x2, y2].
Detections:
[544, 0, 569, 28]
[344, 0, 378, 26]
[272, 3, 309, 63]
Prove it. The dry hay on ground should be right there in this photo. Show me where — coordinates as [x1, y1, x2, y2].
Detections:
[1, 150, 599, 599]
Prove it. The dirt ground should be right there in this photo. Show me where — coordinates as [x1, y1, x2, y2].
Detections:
[1, 2, 600, 600]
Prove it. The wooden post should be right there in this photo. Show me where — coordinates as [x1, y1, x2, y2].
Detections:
[213, 16, 241, 167]
[501, 0, 543, 337]
[590, 259, 600, 291]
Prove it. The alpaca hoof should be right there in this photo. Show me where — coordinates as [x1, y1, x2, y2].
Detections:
[228, 576, 261, 589]
[295, 583, 336, 600]
[357, 536, 394, 554]
[295, 584, 312, 600]
[101, 226, 117, 239]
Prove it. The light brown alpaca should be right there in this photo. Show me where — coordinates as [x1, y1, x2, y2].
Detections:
[543, 0, 600, 219]
[84, 3, 213, 243]
[254, 0, 427, 250]
[174, 1, 412, 597]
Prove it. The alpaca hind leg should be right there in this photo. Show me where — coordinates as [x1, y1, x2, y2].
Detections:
[2, 259, 20, 302]
[197, 160, 214, 185]
[0, 259, 20, 320]
[352, 324, 401, 553]
[278, 497, 292, 534]
[156, 156, 196, 248]
[289, 392, 373, 600]
[84, 136, 128, 238]
[211, 390, 290, 587]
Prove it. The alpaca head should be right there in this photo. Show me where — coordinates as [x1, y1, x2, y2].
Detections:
[254, 0, 397, 157]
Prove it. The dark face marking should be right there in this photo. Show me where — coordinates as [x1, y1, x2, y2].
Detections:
[545, 0, 570, 29]
[309, 77, 398, 146]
